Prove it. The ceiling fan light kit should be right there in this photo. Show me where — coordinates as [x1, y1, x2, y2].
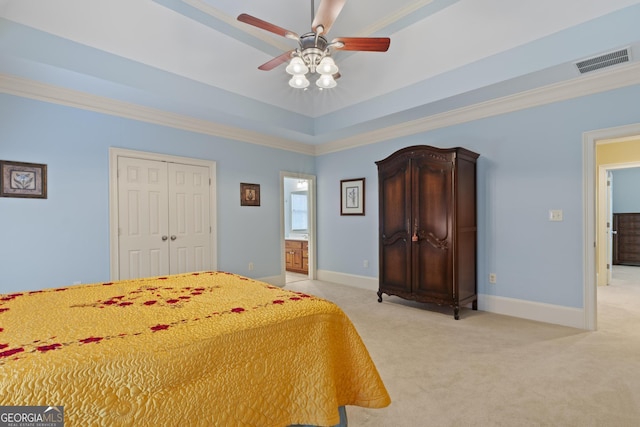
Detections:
[285, 57, 309, 75]
[318, 57, 338, 75]
[286, 36, 339, 90]
[237, 0, 390, 91]
[316, 73, 337, 89]
[289, 74, 310, 89]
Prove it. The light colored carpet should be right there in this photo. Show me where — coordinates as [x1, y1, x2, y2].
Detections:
[286, 272, 309, 284]
[285, 266, 640, 427]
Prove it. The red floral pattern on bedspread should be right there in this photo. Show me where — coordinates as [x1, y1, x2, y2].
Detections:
[0, 271, 316, 364]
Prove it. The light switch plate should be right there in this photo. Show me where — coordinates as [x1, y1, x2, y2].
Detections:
[549, 209, 563, 221]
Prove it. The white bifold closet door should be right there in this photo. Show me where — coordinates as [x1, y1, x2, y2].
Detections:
[117, 157, 211, 280]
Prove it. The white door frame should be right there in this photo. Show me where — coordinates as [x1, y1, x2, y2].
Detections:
[605, 170, 613, 286]
[280, 171, 317, 282]
[583, 122, 640, 330]
[109, 147, 217, 280]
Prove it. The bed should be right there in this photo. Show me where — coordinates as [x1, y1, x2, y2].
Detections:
[0, 271, 390, 426]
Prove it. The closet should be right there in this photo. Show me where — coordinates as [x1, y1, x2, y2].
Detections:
[116, 156, 212, 280]
[376, 145, 479, 319]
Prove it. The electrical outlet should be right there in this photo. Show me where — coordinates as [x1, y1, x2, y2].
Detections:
[489, 273, 497, 284]
[248, 262, 254, 271]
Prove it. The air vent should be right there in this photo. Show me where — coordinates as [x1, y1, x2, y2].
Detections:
[575, 48, 630, 74]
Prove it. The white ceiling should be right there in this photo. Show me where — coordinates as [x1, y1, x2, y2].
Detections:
[1, 0, 640, 149]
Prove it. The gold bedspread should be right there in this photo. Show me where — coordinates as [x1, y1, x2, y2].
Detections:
[0, 272, 390, 426]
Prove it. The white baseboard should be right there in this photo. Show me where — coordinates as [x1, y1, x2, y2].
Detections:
[316, 270, 587, 329]
[317, 270, 378, 291]
[479, 294, 586, 329]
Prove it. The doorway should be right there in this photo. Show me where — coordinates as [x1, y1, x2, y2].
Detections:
[584, 123, 640, 330]
[598, 163, 640, 287]
[109, 148, 217, 280]
[281, 172, 316, 284]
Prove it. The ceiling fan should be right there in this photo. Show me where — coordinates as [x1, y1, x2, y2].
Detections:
[237, 0, 391, 89]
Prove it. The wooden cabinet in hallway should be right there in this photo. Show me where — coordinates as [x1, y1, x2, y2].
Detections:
[613, 213, 640, 266]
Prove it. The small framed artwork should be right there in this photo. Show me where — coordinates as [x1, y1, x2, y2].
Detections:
[240, 182, 260, 206]
[340, 178, 365, 216]
[0, 160, 47, 199]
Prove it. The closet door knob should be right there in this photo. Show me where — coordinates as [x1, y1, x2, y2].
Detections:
[170, 235, 177, 241]
[162, 235, 168, 241]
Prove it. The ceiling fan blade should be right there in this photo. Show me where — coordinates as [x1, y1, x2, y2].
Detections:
[332, 37, 391, 52]
[312, 0, 346, 34]
[238, 13, 299, 39]
[258, 50, 295, 71]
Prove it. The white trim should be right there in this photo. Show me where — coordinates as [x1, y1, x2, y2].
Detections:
[281, 172, 317, 283]
[108, 147, 217, 280]
[318, 270, 586, 328]
[316, 270, 379, 291]
[582, 122, 640, 331]
[316, 62, 640, 155]
[478, 295, 585, 329]
[3, 62, 640, 156]
[0, 74, 314, 155]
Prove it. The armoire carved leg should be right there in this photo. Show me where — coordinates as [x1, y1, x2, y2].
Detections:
[377, 291, 383, 303]
[454, 306, 460, 320]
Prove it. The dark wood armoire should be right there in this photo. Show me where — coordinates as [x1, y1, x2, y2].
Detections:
[376, 145, 479, 319]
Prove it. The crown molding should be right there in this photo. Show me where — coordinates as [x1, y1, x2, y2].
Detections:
[2, 61, 640, 158]
[314, 61, 640, 155]
[0, 74, 315, 155]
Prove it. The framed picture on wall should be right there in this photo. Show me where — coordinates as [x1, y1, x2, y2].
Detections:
[340, 178, 365, 215]
[0, 160, 47, 199]
[240, 182, 260, 206]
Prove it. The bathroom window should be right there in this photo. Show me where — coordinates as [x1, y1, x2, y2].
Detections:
[291, 191, 308, 231]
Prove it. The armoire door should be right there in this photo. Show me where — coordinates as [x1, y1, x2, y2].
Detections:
[412, 155, 453, 302]
[117, 157, 211, 279]
[378, 156, 412, 296]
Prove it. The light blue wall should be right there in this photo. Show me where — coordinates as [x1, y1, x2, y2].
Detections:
[316, 84, 640, 309]
[3, 85, 640, 311]
[612, 168, 640, 213]
[0, 94, 315, 291]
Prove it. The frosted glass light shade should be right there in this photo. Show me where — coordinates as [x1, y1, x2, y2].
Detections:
[286, 57, 309, 75]
[317, 57, 338, 75]
[316, 74, 337, 89]
[289, 74, 310, 89]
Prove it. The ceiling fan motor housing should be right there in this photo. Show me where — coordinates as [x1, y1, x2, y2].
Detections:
[298, 32, 330, 73]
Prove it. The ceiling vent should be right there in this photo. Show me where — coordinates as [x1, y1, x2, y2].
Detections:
[575, 48, 630, 74]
